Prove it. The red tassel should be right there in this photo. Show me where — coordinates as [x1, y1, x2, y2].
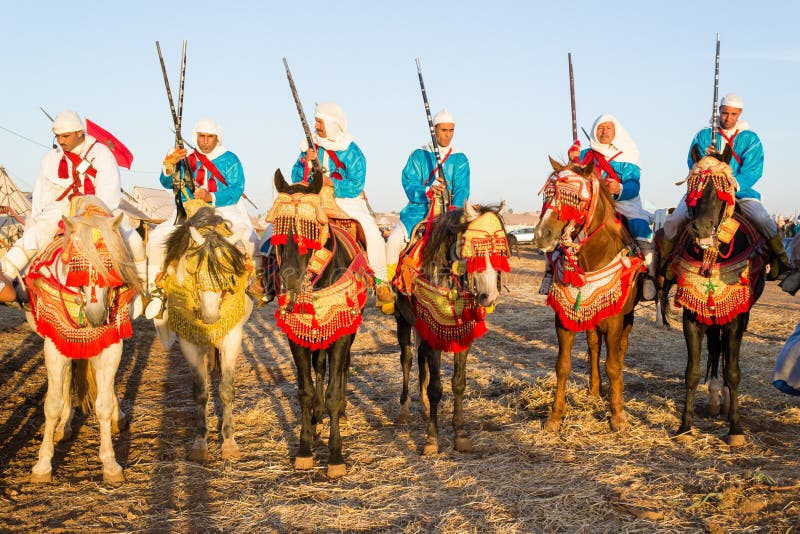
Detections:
[707, 292, 716, 309]
[83, 177, 95, 195]
[207, 178, 217, 193]
[492, 255, 511, 273]
[271, 234, 289, 246]
[58, 156, 69, 179]
[66, 271, 90, 287]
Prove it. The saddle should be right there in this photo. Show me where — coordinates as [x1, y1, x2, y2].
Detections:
[319, 185, 367, 250]
[393, 221, 428, 296]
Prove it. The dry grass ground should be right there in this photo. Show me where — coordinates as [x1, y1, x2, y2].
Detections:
[0, 248, 798, 532]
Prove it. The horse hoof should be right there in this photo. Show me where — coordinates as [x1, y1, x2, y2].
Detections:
[54, 426, 72, 443]
[422, 442, 438, 456]
[188, 447, 208, 464]
[706, 404, 720, 417]
[30, 470, 52, 483]
[543, 418, 561, 433]
[610, 415, 630, 432]
[221, 440, 241, 461]
[454, 437, 473, 453]
[673, 432, 693, 445]
[103, 467, 125, 484]
[113, 411, 130, 433]
[326, 463, 346, 479]
[294, 456, 314, 470]
[396, 413, 408, 426]
[725, 434, 746, 447]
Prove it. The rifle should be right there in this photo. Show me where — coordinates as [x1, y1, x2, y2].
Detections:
[282, 58, 324, 178]
[415, 58, 450, 212]
[708, 33, 721, 154]
[568, 53, 577, 144]
[155, 40, 194, 223]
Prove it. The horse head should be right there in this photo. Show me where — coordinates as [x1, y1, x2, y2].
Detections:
[61, 197, 141, 328]
[422, 202, 510, 308]
[164, 205, 248, 325]
[534, 157, 597, 252]
[684, 144, 736, 249]
[266, 168, 328, 307]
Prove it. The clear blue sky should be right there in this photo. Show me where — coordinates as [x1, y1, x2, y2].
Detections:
[2, 1, 798, 217]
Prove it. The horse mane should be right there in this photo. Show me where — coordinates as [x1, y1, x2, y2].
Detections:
[422, 204, 503, 267]
[164, 206, 248, 289]
[64, 197, 141, 291]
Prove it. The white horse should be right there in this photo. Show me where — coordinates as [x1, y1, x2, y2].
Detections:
[157, 205, 252, 462]
[24, 196, 142, 483]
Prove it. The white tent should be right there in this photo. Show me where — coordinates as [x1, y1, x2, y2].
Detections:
[0, 166, 31, 257]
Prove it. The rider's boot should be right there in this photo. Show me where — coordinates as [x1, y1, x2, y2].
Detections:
[766, 233, 791, 281]
[0, 244, 33, 302]
[659, 237, 676, 281]
[377, 263, 397, 315]
[637, 239, 657, 301]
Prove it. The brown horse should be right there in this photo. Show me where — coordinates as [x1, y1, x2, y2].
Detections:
[534, 158, 644, 432]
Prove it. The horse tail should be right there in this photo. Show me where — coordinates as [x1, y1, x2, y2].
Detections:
[73, 359, 97, 414]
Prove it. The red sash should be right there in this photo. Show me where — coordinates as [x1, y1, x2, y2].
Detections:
[580, 149, 622, 182]
[718, 128, 743, 165]
[187, 151, 228, 192]
[425, 148, 453, 186]
[56, 142, 99, 201]
[301, 146, 347, 182]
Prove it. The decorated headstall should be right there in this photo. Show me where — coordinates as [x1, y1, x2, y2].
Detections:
[455, 211, 511, 275]
[684, 156, 738, 221]
[62, 205, 125, 292]
[540, 169, 599, 227]
[265, 191, 329, 255]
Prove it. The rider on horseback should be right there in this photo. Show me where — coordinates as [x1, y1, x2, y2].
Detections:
[564, 114, 657, 301]
[146, 117, 259, 320]
[290, 102, 392, 311]
[662, 93, 791, 279]
[0, 111, 146, 310]
[384, 109, 471, 315]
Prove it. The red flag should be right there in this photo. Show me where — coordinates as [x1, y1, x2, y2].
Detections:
[85, 119, 134, 169]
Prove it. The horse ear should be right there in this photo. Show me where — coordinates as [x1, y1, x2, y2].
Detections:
[274, 169, 290, 194]
[111, 212, 124, 230]
[464, 202, 479, 222]
[309, 171, 324, 194]
[499, 200, 506, 213]
[691, 144, 704, 164]
[549, 156, 564, 173]
[720, 143, 733, 164]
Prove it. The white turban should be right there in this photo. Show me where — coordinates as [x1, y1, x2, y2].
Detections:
[313, 102, 353, 151]
[193, 117, 223, 145]
[433, 109, 455, 125]
[588, 114, 640, 166]
[51, 110, 84, 134]
[720, 93, 744, 109]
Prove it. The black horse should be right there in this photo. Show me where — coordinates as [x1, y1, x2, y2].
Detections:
[394, 203, 508, 455]
[671, 146, 767, 445]
[269, 169, 371, 478]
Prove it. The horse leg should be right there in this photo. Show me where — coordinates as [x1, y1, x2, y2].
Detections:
[31, 341, 70, 483]
[180, 341, 210, 463]
[722, 316, 747, 446]
[606, 314, 633, 432]
[219, 328, 242, 461]
[54, 360, 74, 443]
[311, 349, 326, 434]
[421, 345, 442, 455]
[417, 340, 431, 421]
[325, 337, 352, 478]
[545, 323, 575, 432]
[91, 344, 124, 483]
[111, 389, 129, 434]
[706, 326, 723, 417]
[586, 329, 602, 397]
[396, 314, 414, 425]
[452, 348, 473, 453]
[677, 312, 706, 439]
[291, 344, 316, 470]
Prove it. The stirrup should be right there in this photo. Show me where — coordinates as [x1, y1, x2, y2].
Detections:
[144, 291, 166, 320]
[641, 276, 657, 301]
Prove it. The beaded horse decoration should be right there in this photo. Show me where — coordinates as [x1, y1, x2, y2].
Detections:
[25, 197, 141, 358]
[403, 203, 510, 352]
[541, 165, 643, 331]
[670, 154, 767, 325]
[266, 181, 372, 350]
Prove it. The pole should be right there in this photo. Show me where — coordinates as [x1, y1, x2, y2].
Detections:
[415, 58, 450, 211]
[568, 53, 577, 143]
[709, 33, 721, 154]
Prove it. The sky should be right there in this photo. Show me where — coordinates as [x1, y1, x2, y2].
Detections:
[1, 1, 799, 218]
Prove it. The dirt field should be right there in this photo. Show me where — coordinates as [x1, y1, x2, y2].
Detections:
[0, 249, 798, 532]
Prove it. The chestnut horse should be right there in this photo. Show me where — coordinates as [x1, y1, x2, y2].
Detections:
[534, 158, 644, 432]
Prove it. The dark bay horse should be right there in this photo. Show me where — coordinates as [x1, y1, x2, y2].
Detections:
[394, 202, 509, 455]
[534, 158, 644, 432]
[267, 169, 372, 478]
[669, 146, 767, 446]
[160, 204, 252, 462]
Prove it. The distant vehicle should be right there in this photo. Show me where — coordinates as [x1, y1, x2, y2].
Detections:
[507, 227, 536, 248]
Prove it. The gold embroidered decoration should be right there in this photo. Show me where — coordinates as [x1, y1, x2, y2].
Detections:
[412, 275, 487, 352]
[265, 191, 329, 253]
[457, 211, 511, 273]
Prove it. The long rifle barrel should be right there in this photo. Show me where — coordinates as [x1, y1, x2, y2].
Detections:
[710, 33, 721, 153]
[568, 53, 577, 143]
[415, 58, 450, 210]
[282, 58, 324, 177]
